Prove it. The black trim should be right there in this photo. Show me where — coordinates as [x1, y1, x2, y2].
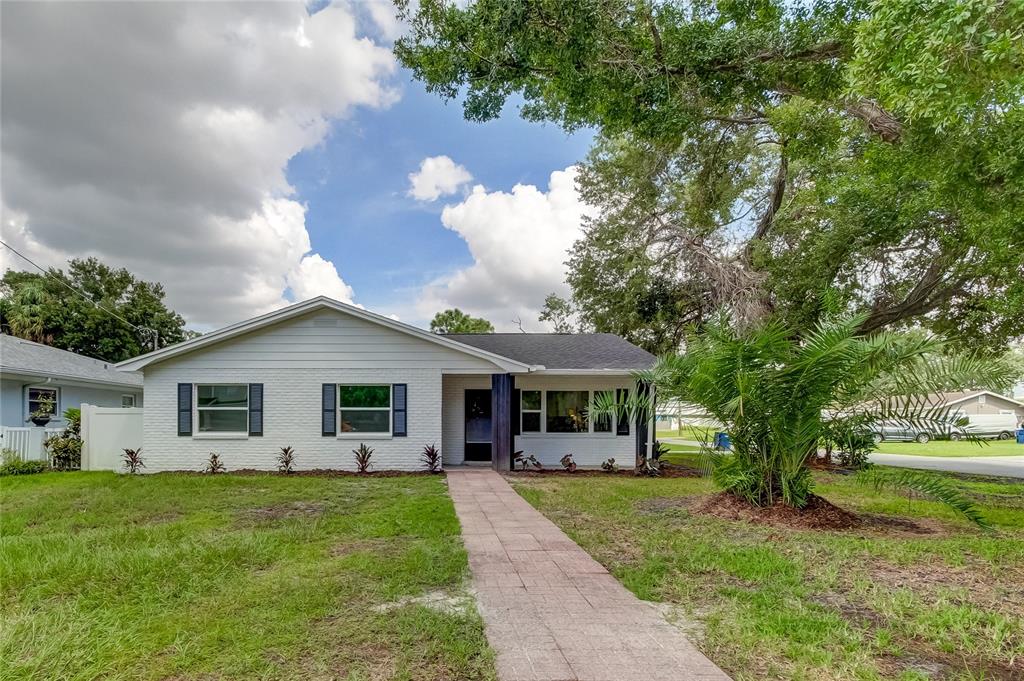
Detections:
[392, 384, 407, 437]
[616, 388, 630, 436]
[177, 383, 192, 436]
[322, 383, 336, 436]
[511, 388, 521, 436]
[248, 384, 263, 436]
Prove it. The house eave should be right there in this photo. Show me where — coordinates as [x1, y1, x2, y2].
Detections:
[0, 368, 143, 390]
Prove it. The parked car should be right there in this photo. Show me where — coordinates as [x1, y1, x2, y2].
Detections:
[871, 422, 947, 444]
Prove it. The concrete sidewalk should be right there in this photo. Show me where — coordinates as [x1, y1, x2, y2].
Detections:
[447, 468, 729, 681]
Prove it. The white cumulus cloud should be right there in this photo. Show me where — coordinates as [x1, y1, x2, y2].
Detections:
[0, 1, 396, 327]
[407, 156, 473, 201]
[418, 167, 594, 331]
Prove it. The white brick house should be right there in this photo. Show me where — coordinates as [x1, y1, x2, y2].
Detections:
[118, 297, 656, 472]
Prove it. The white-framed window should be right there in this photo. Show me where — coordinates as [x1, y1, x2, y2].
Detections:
[195, 384, 248, 434]
[27, 386, 59, 420]
[121, 394, 136, 408]
[545, 390, 590, 433]
[339, 384, 391, 435]
[521, 390, 542, 433]
[979, 394, 987, 405]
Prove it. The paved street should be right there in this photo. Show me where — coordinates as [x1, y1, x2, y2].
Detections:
[866, 453, 1024, 478]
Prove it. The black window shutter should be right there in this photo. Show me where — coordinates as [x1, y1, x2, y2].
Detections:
[248, 384, 263, 436]
[177, 383, 192, 436]
[511, 388, 521, 436]
[322, 384, 336, 436]
[393, 384, 407, 436]
[616, 388, 630, 436]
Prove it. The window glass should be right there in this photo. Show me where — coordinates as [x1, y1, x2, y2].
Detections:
[522, 412, 541, 433]
[28, 387, 58, 415]
[593, 390, 613, 433]
[198, 409, 248, 433]
[521, 390, 541, 411]
[339, 385, 391, 434]
[121, 395, 136, 408]
[340, 410, 390, 433]
[546, 390, 589, 433]
[521, 390, 542, 433]
[339, 385, 390, 408]
[197, 384, 248, 408]
[195, 384, 248, 433]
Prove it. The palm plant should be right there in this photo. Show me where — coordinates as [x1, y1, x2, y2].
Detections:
[601, 314, 1013, 526]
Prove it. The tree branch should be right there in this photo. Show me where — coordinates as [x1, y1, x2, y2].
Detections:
[744, 146, 788, 261]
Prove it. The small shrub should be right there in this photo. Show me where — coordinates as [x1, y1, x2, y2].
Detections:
[512, 451, 542, 470]
[601, 458, 618, 472]
[122, 448, 145, 474]
[205, 452, 225, 474]
[45, 408, 82, 471]
[420, 443, 441, 473]
[636, 442, 668, 477]
[353, 443, 373, 473]
[560, 454, 577, 473]
[0, 449, 48, 476]
[277, 446, 296, 474]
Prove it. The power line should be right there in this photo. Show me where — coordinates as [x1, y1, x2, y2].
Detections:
[0, 239, 159, 349]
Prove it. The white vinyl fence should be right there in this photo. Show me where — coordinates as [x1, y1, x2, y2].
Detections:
[80, 404, 143, 471]
[0, 426, 63, 462]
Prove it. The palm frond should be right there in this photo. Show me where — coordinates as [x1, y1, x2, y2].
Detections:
[856, 468, 990, 530]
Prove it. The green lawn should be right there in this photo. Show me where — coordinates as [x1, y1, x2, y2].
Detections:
[875, 438, 1024, 458]
[657, 426, 718, 442]
[0, 472, 494, 681]
[510, 470, 1024, 681]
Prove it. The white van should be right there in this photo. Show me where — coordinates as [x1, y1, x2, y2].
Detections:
[949, 413, 1019, 441]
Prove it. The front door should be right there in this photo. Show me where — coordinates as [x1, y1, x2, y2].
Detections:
[465, 389, 492, 462]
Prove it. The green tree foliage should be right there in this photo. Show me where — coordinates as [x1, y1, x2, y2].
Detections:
[429, 308, 495, 334]
[0, 258, 192, 362]
[397, 0, 1024, 351]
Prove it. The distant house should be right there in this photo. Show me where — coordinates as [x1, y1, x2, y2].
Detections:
[117, 297, 656, 472]
[935, 390, 1024, 427]
[0, 334, 143, 430]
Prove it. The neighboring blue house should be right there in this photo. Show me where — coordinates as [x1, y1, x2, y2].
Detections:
[0, 334, 143, 431]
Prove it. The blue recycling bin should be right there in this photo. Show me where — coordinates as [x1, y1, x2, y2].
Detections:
[713, 432, 731, 451]
[1016, 429, 1024, 445]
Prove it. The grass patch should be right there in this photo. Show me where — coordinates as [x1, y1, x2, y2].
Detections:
[656, 425, 719, 442]
[875, 439, 1023, 458]
[0, 472, 495, 681]
[510, 470, 1024, 681]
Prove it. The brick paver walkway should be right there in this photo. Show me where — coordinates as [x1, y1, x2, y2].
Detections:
[447, 468, 730, 681]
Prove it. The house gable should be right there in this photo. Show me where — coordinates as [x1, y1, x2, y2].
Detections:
[125, 306, 512, 372]
[118, 297, 531, 373]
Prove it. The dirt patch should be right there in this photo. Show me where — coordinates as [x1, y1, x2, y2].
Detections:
[506, 464, 700, 479]
[241, 500, 326, 522]
[865, 558, 1024, 613]
[372, 589, 472, 616]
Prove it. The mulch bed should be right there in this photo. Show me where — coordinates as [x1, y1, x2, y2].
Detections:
[160, 469, 441, 478]
[692, 492, 863, 530]
[644, 492, 938, 534]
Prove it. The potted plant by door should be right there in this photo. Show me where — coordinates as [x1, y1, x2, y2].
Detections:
[28, 398, 55, 426]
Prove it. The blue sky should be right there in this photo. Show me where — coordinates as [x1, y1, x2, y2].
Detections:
[1, 1, 595, 331]
[288, 83, 594, 323]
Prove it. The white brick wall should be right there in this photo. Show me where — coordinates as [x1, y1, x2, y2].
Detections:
[143, 366, 443, 472]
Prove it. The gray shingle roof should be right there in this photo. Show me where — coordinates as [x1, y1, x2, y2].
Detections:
[443, 333, 656, 371]
[0, 335, 142, 387]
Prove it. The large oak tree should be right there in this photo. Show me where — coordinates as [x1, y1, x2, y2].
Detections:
[396, 0, 1024, 353]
